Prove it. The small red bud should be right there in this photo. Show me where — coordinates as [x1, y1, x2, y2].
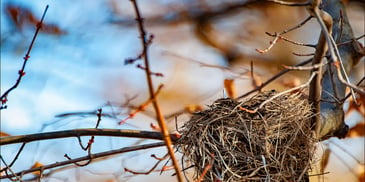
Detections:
[18, 70, 26, 76]
[1, 98, 8, 104]
[155, 73, 164, 77]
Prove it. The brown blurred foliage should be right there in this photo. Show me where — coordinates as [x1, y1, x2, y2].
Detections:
[5, 4, 65, 34]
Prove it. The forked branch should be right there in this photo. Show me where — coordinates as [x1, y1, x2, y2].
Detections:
[0, 142, 166, 180]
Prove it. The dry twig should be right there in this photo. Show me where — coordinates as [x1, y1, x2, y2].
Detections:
[0, 142, 166, 180]
[129, 1, 183, 181]
[0, 5, 49, 110]
[177, 91, 315, 181]
[0, 128, 179, 145]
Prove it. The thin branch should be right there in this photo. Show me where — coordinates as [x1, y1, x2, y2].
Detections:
[129, 0, 183, 181]
[0, 156, 22, 181]
[237, 58, 312, 99]
[321, 142, 362, 179]
[310, 1, 357, 102]
[282, 61, 328, 70]
[337, 34, 365, 46]
[0, 142, 166, 180]
[265, 0, 311, 6]
[125, 153, 169, 175]
[119, 84, 164, 125]
[0, 143, 26, 173]
[0, 128, 180, 145]
[334, 62, 365, 95]
[250, 61, 259, 88]
[240, 72, 316, 113]
[256, 33, 280, 53]
[64, 110, 103, 167]
[256, 15, 313, 53]
[0, 5, 49, 110]
[266, 32, 316, 48]
[309, 0, 364, 139]
[342, 76, 365, 101]
[328, 140, 364, 165]
[309, 5, 336, 61]
[279, 15, 314, 34]
[332, 38, 358, 99]
[308, 3, 333, 138]
[258, 72, 316, 110]
[327, 28, 357, 102]
[292, 52, 315, 57]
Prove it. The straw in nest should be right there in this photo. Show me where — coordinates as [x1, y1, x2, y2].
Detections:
[177, 90, 316, 182]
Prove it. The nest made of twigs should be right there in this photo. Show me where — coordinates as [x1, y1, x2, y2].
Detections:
[176, 90, 316, 182]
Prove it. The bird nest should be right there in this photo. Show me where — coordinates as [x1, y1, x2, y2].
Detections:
[176, 90, 316, 181]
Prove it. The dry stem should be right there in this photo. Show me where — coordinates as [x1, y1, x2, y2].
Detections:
[308, 2, 333, 138]
[237, 58, 312, 99]
[129, 0, 183, 181]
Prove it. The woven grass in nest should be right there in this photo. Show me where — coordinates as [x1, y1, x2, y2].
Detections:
[177, 90, 316, 181]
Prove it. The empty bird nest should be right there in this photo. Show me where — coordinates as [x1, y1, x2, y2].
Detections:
[176, 90, 316, 182]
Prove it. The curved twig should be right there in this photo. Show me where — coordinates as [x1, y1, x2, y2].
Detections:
[0, 142, 166, 180]
[237, 58, 312, 99]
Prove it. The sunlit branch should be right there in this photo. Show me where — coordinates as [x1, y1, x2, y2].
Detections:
[237, 58, 312, 99]
[239, 72, 316, 113]
[129, 1, 183, 181]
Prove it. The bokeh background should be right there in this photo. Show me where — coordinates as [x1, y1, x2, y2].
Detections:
[1, 0, 364, 181]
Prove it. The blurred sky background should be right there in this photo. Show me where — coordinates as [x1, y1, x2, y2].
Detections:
[0, 0, 364, 181]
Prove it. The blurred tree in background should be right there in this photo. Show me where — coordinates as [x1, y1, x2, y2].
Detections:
[0, 0, 364, 181]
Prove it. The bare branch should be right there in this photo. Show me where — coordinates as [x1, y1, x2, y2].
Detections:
[313, 0, 363, 140]
[283, 61, 328, 70]
[0, 142, 166, 180]
[334, 62, 365, 95]
[258, 72, 316, 110]
[125, 153, 169, 175]
[129, 1, 183, 181]
[256, 16, 314, 53]
[240, 72, 316, 113]
[0, 129, 179, 145]
[308, 2, 333, 139]
[256, 33, 281, 53]
[265, 0, 311, 6]
[237, 58, 312, 99]
[0, 156, 22, 181]
[0, 5, 49, 110]
[266, 32, 316, 48]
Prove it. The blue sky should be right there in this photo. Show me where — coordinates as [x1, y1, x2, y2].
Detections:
[1, 1, 364, 181]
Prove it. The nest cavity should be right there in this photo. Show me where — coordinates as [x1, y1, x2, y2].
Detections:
[177, 90, 316, 182]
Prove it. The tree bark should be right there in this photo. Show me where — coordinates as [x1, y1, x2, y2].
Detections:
[317, 0, 363, 140]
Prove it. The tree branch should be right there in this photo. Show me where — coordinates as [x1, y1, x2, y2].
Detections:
[0, 142, 166, 180]
[0, 128, 179, 145]
[237, 58, 312, 99]
[308, 2, 333, 139]
[0, 5, 49, 110]
[129, 1, 183, 181]
[312, 0, 364, 140]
